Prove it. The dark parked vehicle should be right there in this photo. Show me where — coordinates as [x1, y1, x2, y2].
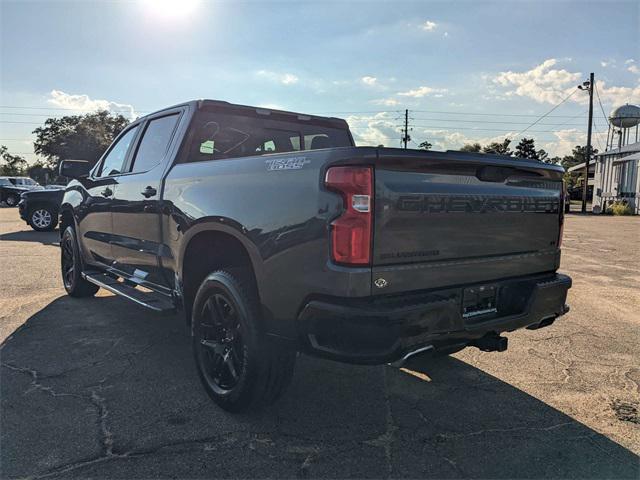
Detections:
[0, 176, 41, 206]
[19, 186, 65, 231]
[58, 100, 571, 412]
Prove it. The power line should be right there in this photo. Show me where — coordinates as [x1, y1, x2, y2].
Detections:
[410, 109, 585, 118]
[594, 83, 611, 128]
[509, 88, 579, 140]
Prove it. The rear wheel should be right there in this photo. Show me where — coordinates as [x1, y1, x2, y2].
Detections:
[61, 226, 99, 297]
[192, 269, 296, 412]
[29, 206, 58, 231]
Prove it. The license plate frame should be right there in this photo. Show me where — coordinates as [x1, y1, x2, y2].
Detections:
[462, 284, 498, 319]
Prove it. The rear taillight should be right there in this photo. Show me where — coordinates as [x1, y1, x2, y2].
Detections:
[325, 166, 373, 265]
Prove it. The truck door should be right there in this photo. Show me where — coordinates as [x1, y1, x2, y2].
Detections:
[76, 124, 140, 269]
[110, 110, 183, 290]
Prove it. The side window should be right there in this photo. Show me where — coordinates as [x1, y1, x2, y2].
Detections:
[98, 126, 139, 177]
[130, 114, 180, 173]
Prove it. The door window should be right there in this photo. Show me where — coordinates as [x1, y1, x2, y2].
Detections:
[130, 114, 180, 173]
[97, 126, 139, 177]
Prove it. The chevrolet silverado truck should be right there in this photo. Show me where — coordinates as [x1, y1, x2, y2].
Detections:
[58, 99, 571, 412]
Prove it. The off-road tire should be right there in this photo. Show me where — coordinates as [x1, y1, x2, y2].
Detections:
[192, 269, 296, 413]
[61, 226, 99, 297]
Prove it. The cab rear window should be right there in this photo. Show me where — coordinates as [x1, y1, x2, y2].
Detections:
[185, 110, 352, 162]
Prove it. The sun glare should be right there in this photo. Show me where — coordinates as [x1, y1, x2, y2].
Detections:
[141, 0, 201, 20]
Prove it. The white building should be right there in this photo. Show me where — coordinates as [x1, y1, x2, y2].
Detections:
[592, 142, 640, 214]
[590, 104, 640, 215]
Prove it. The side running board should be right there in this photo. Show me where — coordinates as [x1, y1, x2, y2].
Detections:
[82, 272, 175, 312]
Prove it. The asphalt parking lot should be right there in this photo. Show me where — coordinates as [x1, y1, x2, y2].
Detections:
[1, 208, 638, 479]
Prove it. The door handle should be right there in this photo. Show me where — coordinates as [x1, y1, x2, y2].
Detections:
[101, 187, 113, 197]
[141, 186, 157, 198]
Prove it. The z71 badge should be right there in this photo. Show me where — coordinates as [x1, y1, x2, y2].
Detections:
[265, 157, 310, 171]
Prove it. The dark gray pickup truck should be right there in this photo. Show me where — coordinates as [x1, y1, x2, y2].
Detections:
[58, 99, 571, 412]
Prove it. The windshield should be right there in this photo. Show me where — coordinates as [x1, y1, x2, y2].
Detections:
[0, 178, 11, 186]
[185, 110, 352, 162]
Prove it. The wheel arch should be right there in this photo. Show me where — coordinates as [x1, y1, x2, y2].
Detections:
[179, 223, 264, 326]
[59, 204, 76, 238]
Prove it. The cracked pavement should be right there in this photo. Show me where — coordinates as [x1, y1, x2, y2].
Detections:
[1, 208, 639, 479]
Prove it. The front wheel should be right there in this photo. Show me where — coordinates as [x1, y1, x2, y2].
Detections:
[29, 207, 58, 231]
[192, 270, 296, 413]
[61, 226, 99, 297]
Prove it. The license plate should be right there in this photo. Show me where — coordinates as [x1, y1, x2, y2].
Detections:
[462, 284, 498, 318]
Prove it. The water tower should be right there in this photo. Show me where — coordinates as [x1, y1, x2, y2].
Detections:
[606, 104, 640, 149]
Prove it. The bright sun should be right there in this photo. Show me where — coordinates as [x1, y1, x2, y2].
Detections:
[141, 0, 201, 19]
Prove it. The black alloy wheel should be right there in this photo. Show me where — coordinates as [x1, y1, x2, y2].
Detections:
[60, 226, 99, 297]
[196, 291, 245, 394]
[192, 270, 296, 412]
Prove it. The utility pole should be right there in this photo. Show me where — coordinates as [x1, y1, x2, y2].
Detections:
[579, 72, 594, 214]
[401, 109, 410, 149]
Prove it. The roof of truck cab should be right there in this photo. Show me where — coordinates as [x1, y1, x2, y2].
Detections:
[137, 99, 349, 129]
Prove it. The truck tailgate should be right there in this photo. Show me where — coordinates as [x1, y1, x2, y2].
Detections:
[372, 149, 564, 294]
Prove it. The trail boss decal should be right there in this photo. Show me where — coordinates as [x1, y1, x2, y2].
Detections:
[265, 157, 310, 171]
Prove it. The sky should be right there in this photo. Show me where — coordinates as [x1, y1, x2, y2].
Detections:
[1, 0, 639, 163]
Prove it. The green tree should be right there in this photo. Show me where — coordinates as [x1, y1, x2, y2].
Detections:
[460, 142, 482, 152]
[514, 138, 539, 160]
[418, 140, 432, 150]
[537, 148, 549, 163]
[482, 138, 512, 156]
[0, 146, 28, 176]
[33, 110, 130, 171]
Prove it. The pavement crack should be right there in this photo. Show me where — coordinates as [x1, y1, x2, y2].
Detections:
[89, 387, 114, 456]
[1, 362, 85, 400]
[433, 421, 574, 440]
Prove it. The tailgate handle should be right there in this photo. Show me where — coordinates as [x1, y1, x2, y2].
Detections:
[476, 166, 514, 182]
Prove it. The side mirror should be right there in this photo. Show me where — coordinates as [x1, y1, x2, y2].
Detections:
[59, 159, 91, 179]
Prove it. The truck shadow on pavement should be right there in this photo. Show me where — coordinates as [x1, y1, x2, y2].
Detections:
[0, 229, 59, 246]
[1, 295, 638, 479]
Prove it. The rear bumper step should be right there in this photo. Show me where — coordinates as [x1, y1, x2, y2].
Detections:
[298, 272, 571, 365]
[82, 272, 175, 312]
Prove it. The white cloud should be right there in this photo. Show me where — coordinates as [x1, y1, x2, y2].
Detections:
[346, 112, 401, 147]
[625, 59, 635, 65]
[492, 59, 581, 104]
[492, 58, 640, 107]
[443, 31, 449, 38]
[47, 90, 136, 119]
[256, 70, 299, 85]
[371, 98, 400, 106]
[397, 85, 447, 98]
[628, 65, 640, 75]
[361, 76, 377, 86]
[540, 128, 584, 157]
[595, 80, 640, 106]
[421, 20, 437, 31]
